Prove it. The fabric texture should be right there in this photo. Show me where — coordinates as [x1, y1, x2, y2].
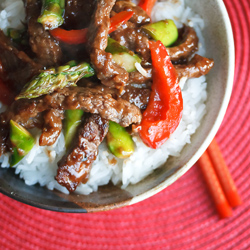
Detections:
[1, 0, 250, 249]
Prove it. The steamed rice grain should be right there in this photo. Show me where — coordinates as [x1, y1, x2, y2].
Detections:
[0, 0, 208, 195]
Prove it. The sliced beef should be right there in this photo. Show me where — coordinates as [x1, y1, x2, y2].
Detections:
[56, 114, 109, 192]
[77, 80, 151, 110]
[64, 0, 97, 29]
[24, 0, 63, 67]
[0, 86, 141, 129]
[111, 26, 151, 64]
[39, 109, 64, 146]
[88, 0, 129, 89]
[121, 87, 150, 110]
[175, 54, 214, 79]
[128, 68, 152, 85]
[28, 21, 63, 67]
[126, 54, 214, 83]
[0, 30, 40, 94]
[166, 26, 199, 64]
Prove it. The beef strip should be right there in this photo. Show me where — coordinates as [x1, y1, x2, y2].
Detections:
[0, 30, 40, 94]
[77, 80, 151, 110]
[0, 85, 141, 137]
[56, 114, 109, 192]
[128, 68, 152, 84]
[166, 26, 199, 64]
[111, 26, 151, 64]
[88, 0, 129, 89]
[175, 54, 214, 79]
[24, 0, 63, 67]
[64, 0, 97, 29]
[121, 87, 151, 110]
[39, 109, 64, 146]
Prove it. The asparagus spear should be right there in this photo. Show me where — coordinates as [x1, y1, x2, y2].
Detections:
[37, 0, 65, 30]
[16, 61, 94, 100]
[107, 121, 135, 159]
[142, 19, 178, 47]
[64, 109, 84, 149]
[10, 148, 24, 167]
[9, 120, 35, 166]
[106, 38, 141, 73]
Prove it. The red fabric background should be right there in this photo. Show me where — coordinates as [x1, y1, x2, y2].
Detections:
[1, 0, 250, 249]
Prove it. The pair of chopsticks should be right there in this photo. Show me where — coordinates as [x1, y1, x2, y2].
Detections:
[198, 138, 242, 218]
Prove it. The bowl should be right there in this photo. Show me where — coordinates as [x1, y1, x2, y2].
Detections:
[0, 0, 234, 212]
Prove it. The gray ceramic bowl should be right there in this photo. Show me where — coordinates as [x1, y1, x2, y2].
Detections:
[0, 0, 234, 212]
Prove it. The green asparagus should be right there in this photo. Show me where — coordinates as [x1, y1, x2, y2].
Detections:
[9, 120, 35, 166]
[17, 61, 94, 100]
[107, 121, 135, 159]
[106, 38, 141, 72]
[10, 148, 24, 167]
[64, 109, 84, 149]
[142, 19, 178, 47]
[38, 0, 65, 30]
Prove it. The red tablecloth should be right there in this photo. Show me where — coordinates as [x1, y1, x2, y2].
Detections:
[1, 0, 250, 249]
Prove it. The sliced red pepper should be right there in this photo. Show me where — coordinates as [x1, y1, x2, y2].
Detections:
[138, 0, 157, 16]
[139, 40, 183, 149]
[49, 11, 134, 45]
[109, 11, 134, 34]
[50, 28, 88, 44]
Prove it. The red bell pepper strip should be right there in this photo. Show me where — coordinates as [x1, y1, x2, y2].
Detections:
[49, 11, 134, 45]
[138, 40, 183, 149]
[138, 0, 157, 16]
[50, 28, 88, 44]
[109, 10, 134, 34]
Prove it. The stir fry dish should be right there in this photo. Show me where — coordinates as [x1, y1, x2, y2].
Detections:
[0, 0, 214, 192]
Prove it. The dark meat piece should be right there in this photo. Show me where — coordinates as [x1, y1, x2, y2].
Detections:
[24, 0, 63, 67]
[175, 54, 214, 79]
[0, 30, 40, 94]
[28, 22, 63, 67]
[0, 86, 141, 155]
[127, 54, 214, 82]
[111, 26, 151, 64]
[0, 85, 141, 130]
[56, 114, 109, 192]
[113, 1, 150, 25]
[64, 0, 97, 29]
[77, 80, 151, 110]
[121, 87, 150, 110]
[88, 0, 129, 88]
[167, 26, 199, 64]
[39, 109, 64, 146]
[128, 68, 152, 84]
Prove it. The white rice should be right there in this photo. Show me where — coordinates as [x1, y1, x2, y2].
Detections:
[0, 0, 25, 32]
[0, 0, 208, 195]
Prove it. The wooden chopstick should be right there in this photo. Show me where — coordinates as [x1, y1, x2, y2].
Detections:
[198, 138, 242, 218]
